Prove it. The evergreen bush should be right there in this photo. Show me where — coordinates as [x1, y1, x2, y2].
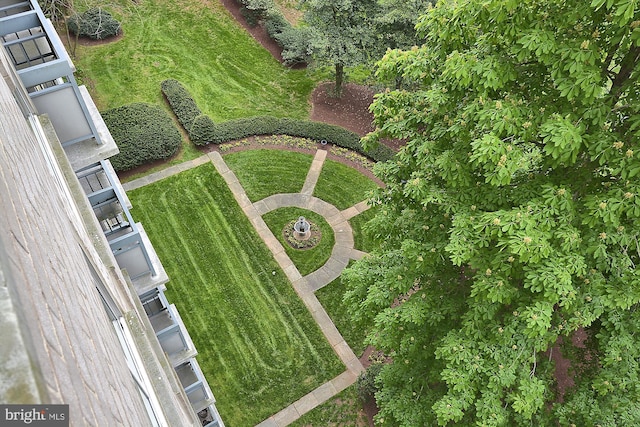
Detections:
[103, 103, 181, 171]
[67, 8, 121, 40]
[237, 0, 311, 66]
[276, 26, 313, 65]
[160, 79, 202, 132]
[356, 363, 383, 402]
[264, 10, 289, 38]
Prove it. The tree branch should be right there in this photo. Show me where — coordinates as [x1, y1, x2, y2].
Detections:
[611, 44, 640, 102]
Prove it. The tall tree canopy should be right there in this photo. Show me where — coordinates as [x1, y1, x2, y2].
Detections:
[345, 0, 640, 425]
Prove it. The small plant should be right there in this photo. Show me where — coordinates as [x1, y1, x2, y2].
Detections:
[356, 362, 383, 402]
[67, 8, 121, 40]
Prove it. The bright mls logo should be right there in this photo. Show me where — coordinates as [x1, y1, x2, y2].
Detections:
[0, 405, 68, 426]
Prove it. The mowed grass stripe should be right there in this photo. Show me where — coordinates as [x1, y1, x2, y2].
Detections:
[127, 164, 343, 426]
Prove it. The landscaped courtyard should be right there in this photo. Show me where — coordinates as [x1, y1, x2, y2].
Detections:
[127, 148, 381, 425]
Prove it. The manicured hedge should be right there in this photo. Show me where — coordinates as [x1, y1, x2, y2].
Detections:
[205, 116, 395, 162]
[67, 8, 121, 40]
[160, 79, 202, 132]
[103, 103, 181, 171]
[161, 80, 395, 162]
[189, 114, 217, 146]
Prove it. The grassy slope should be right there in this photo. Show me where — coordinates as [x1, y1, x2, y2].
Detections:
[223, 149, 312, 202]
[73, 0, 315, 120]
[313, 160, 380, 210]
[127, 164, 343, 426]
[262, 207, 334, 276]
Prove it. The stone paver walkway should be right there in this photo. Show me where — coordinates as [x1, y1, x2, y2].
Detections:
[123, 149, 371, 426]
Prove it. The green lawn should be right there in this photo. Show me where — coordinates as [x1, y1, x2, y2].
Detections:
[223, 149, 312, 202]
[127, 164, 343, 426]
[262, 207, 334, 276]
[313, 160, 380, 210]
[72, 0, 316, 120]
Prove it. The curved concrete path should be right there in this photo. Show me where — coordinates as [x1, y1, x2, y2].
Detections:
[123, 149, 371, 426]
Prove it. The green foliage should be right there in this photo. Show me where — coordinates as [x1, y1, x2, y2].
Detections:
[102, 103, 181, 171]
[127, 164, 343, 426]
[264, 8, 289, 36]
[301, 0, 379, 92]
[67, 8, 121, 40]
[237, 0, 312, 65]
[345, 0, 640, 425]
[276, 26, 313, 65]
[160, 79, 202, 132]
[189, 114, 217, 146]
[373, 0, 433, 54]
[211, 116, 282, 143]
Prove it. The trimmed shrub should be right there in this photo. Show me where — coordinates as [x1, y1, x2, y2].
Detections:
[211, 116, 281, 143]
[240, 7, 261, 27]
[190, 115, 217, 146]
[103, 103, 181, 171]
[263, 7, 311, 66]
[264, 10, 289, 39]
[67, 8, 121, 40]
[237, 0, 311, 67]
[160, 79, 202, 132]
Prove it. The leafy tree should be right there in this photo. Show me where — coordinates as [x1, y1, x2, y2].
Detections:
[301, 0, 378, 95]
[344, 0, 640, 425]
